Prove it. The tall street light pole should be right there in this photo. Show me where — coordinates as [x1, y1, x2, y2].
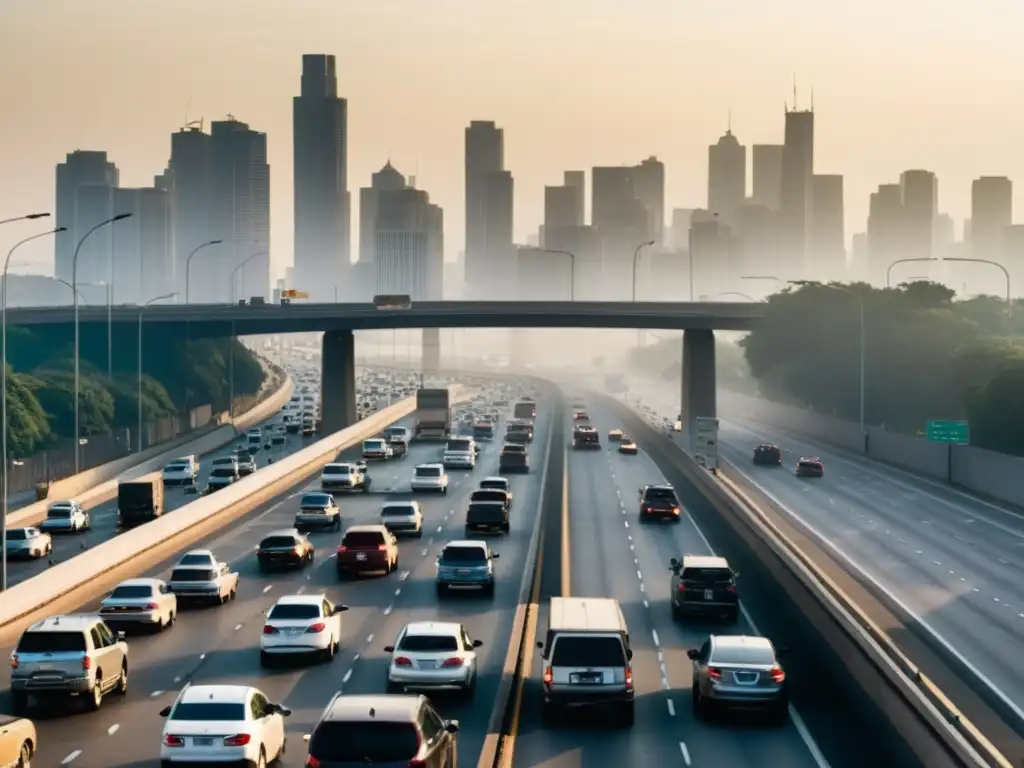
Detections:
[885, 257, 938, 288]
[2, 226, 65, 591]
[184, 239, 224, 304]
[54, 278, 87, 305]
[942, 257, 1012, 318]
[0, 213, 50, 227]
[631, 239, 655, 347]
[74, 213, 132, 473]
[138, 293, 177, 452]
[227, 253, 266, 417]
[229, 252, 266, 304]
[542, 249, 576, 301]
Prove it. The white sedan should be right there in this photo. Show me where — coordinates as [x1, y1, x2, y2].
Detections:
[260, 594, 348, 666]
[159, 684, 289, 765]
[384, 621, 483, 698]
[100, 578, 177, 632]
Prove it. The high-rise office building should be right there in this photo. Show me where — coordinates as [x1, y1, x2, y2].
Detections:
[545, 182, 583, 231]
[591, 166, 649, 299]
[971, 176, 1012, 261]
[374, 177, 443, 301]
[633, 157, 665, 245]
[564, 171, 585, 223]
[670, 208, 695, 251]
[168, 124, 213, 300]
[780, 106, 814, 278]
[867, 183, 903, 285]
[112, 186, 173, 305]
[293, 54, 350, 301]
[810, 174, 845, 278]
[359, 161, 407, 269]
[464, 121, 513, 293]
[708, 131, 746, 227]
[752, 144, 783, 210]
[900, 170, 937, 267]
[55, 150, 120, 285]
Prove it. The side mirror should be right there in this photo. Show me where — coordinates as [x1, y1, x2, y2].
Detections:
[669, 558, 679, 569]
[275, 705, 292, 717]
[626, 648, 633, 660]
[384, 645, 395, 653]
[686, 648, 700, 660]
[472, 639, 484, 648]
[491, 552, 500, 559]
[302, 733, 311, 743]
[116, 631, 126, 641]
[159, 705, 172, 717]
[334, 605, 349, 614]
[445, 719, 460, 733]
[536, 640, 544, 649]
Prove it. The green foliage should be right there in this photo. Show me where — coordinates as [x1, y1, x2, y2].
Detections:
[742, 280, 1024, 455]
[3, 367, 51, 457]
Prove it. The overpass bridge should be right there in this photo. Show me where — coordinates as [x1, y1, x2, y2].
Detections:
[7, 300, 764, 436]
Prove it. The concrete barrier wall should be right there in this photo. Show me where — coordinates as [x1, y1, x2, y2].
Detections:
[719, 390, 1024, 508]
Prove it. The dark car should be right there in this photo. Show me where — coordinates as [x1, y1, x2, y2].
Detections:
[336, 525, 398, 578]
[669, 555, 739, 622]
[465, 501, 510, 535]
[572, 426, 601, 450]
[473, 422, 496, 442]
[499, 442, 529, 473]
[256, 530, 315, 571]
[505, 420, 534, 444]
[795, 457, 824, 478]
[469, 488, 511, 511]
[753, 444, 783, 466]
[638, 484, 681, 523]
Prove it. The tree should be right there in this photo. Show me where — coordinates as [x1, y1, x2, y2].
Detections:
[3, 368, 51, 457]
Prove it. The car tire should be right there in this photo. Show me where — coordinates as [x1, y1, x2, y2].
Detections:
[323, 638, 335, 662]
[435, 583, 446, 598]
[621, 701, 635, 727]
[692, 686, 709, 719]
[116, 664, 128, 696]
[10, 691, 28, 715]
[87, 679, 103, 711]
[541, 701, 558, 727]
[671, 600, 682, 621]
[483, 582, 495, 598]
[17, 741, 31, 768]
[415, 529, 424, 538]
[442, 486, 448, 495]
[463, 673, 477, 698]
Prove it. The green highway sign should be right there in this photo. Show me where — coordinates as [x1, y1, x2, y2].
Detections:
[925, 420, 969, 444]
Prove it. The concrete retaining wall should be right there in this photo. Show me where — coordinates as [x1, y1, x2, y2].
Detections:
[719, 391, 1024, 509]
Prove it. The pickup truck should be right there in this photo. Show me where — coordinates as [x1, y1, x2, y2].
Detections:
[167, 559, 240, 605]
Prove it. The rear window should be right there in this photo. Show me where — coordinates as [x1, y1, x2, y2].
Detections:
[472, 490, 506, 503]
[474, 424, 494, 433]
[399, 634, 459, 652]
[171, 568, 215, 582]
[324, 464, 350, 474]
[110, 585, 154, 599]
[7, 529, 27, 540]
[502, 444, 526, 453]
[551, 636, 626, 667]
[710, 644, 776, 666]
[211, 468, 236, 478]
[363, 440, 385, 450]
[342, 531, 386, 547]
[446, 439, 471, 451]
[643, 488, 677, 502]
[682, 567, 733, 584]
[268, 604, 320, 620]
[178, 553, 212, 566]
[260, 536, 298, 549]
[798, 460, 820, 467]
[171, 702, 246, 722]
[441, 546, 487, 563]
[415, 466, 441, 477]
[47, 507, 73, 518]
[480, 480, 507, 490]
[382, 505, 416, 516]
[165, 462, 188, 471]
[309, 721, 419, 763]
[18, 630, 87, 653]
[301, 494, 331, 507]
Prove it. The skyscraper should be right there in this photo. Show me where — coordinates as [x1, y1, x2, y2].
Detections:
[900, 170, 938, 267]
[752, 145, 783, 210]
[464, 121, 513, 293]
[374, 175, 443, 301]
[55, 150, 119, 285]
[708, 131, 746, 227]
[168, 124, 213, 300]
[867, 183, 903, 285]
[359, 161, 407, 270]
[971, 176, 1012, 261]
[543, 171, 585, 238]
[810, 174, 845, 279]
[780, 105, 814, 278]
[293, 54, 350, 301]
[563, 171, 585, 224]
[591, 165, 649, 299]
[112, 186, 173, 305]
[633, 157, 665, 245]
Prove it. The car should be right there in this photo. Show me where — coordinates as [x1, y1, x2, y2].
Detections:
[410, 463, 449, 494]
[688, 635, 788, 722]
[381, 501, 424, 537]
[321, 461, 371, 493]
[505, 420, 533, 443]
[435, 539, 499, 596]
[470, 487, 511, 511]
[162, 457, 198, 486]
[573, 411, 589, 421]
[260, 594, 349, 665]
[4, 527, 52, 559]
[167, 559, 239, 605]
[753, 444, 783, 466]
[207, 465, 239, 492]
[159, 684, 290, 765]
[301, 419, 317, 437]
[796, 457, 824, 477]
[572, 425, 600, 450]
[256, 530, 315, 571]
[0, 713, 35, 767]
[176, 549, 217, 568]
[465, 500, 510, 535]
[336, 524, 399, 578]
[443, 437, 477, 470]
[362, 438, 393, 460]
[618, 437, 638, 455]
[385, 621, 484, 696]
[236, 453, 257, 476]
[473, 422, 495, 442]
[608, 429, 623, 441]
[9, 615, 128, 714]
[99, 575, 178, 630]
[669, 555, 739, 622]
[302, 693, 458, 766]
[479, 476, 512, 498]
[638, 484, 682, 523]
[38, 500, 90, 533]
[294, 492, 342, 532]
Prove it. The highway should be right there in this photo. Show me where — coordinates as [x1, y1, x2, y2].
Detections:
[627, 380, 1024, 739]
[510, 399, 830, 768]
[0, 403, 554, 766]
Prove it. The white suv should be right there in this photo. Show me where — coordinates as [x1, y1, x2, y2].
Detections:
[410, 464, 449, 494]
[260, 595, 348, 666]
[443, 438, 476, 470]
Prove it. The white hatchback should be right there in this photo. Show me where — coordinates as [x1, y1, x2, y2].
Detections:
[260, 594, 348, 665]
[410, 463, 449, 494]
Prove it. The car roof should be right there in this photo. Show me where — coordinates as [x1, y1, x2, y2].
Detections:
[415, 463, 444, 469]
[116, 577, 163, 588]
[344, 524, 389, 534]
[443, 539, 488, 550]
[325, 693, 423, 723]
[710, 635, 774, 653]
[644, 484, 675, 492]
[274, 594, 325, 606]
[798, 456, 822, 463]
[179, 684, 252, 704]
[681, 555, 730, 570]
[26, 615, 97, 632]
[264, 528, 302, 538]
[403, 620, 462, 637]
[481, 476, 508, 483]
[382, 500, 418, 509]
[182, 549, 214, 558]
[324, 462, 354, 469]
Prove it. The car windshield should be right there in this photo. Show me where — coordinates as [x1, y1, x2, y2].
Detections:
[416, 466, 441, 477]
[342, 531, 385, 547]
[441, 546, 487, 563]
[47, 506, 73, 518]
[382, 505, 416, 516]
[711, 644, 776, 666]
[178, 553, 213, 566]
[324, 464, 350, 475]
[165, 462, 188, 471]
[17, 630, 87, 653]
[644, 488, 676, 502]
[480, 480, 507, 490]
[171, 702, 246, 722]
[260, 536, 298, 549]
[502, 444, 525, 453]
[301, 494, 331, 507]
[110, 585, 154, 599]
[309, 721, 419, 762]
[551, 636, 626, 666]
[211, 468, 236, 478]
[170, 568, 215, 582]
[446, 439, 471, 451]
[398, 633, 459, 652]
[364, 440, 385, 450]
[268, 604, 320, 620]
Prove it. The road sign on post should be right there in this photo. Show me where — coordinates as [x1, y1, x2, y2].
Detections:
[925, 420, 969, 444]
[694, 417, 719, 471]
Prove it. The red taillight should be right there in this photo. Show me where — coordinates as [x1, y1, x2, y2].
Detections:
[163, 734, 185, 747]
[306, 622, 326, 634]
[145, 602, 159, 610]
[441, 656, 464, 668]
[337, 545, 347, 553]
[707, 667, 722, 680]
[292, 546, 302, 556]
[377, 544, 387, 552]
[677, 583, 685, 592]
[641, 505, 650, 513]
[770, 666, 786, 683]
[672, 507, 680, 515]
[305, 757, 322, 768]
[256, 549, 266, 556]
[82, 655, 92, 670]
[263, 625, 278, 635]
[394, 656, 413, 666]
[223, 734, 251, 746]
[625, 665, 633, 689]
[542, 666, 553, 685]
[726, 585, 736, 594]
[9, 655, 17, 669]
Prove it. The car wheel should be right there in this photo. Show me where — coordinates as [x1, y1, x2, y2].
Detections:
[116, 664, 128, 696]
[435, 583, 446, 598]
[541, 701, 558, 727]
[692, 686, 708, 719]
[17, 740, 31, 767]
[10, 691, 28, 715]
[621, 701, 635, 727]
[87, 679, 104, 711]
[323, 638, 335, 662]
[464, 673, 477, 698]
[671, 600, 682, 621]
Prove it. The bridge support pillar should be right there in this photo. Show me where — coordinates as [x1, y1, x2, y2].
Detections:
[422, 327, 441, 372]
[681, 329, 716, 450]
[322, 329, 357, 433]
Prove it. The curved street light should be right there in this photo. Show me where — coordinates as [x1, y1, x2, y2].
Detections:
[54, 277, 88, 305]
[0, 213, 50, 227]
[942, 257, 1012, 318]
[228, 252, 267, 418]
[184, 239, 224, 304]
[138, 293, 178, 452]
[885, 257, 938, 288]
[541, 249, 576, 301]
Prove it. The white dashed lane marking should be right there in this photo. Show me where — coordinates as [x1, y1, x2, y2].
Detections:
[679, 742, 692, 765]
[342, 669, 353, 684]
[667, 699, 675, 716]
[150, 690, 163, 697]
[61, 751, 82, 764]
[108, 724, 120, 735]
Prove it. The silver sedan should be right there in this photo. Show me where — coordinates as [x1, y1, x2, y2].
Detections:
[4, 527, 52, 559]
[99, 577, 178, 632]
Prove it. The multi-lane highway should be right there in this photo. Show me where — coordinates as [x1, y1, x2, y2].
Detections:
[627, 380, 1024, 744]
[0, 403, 554, 766]
[510, 399, 830, 768]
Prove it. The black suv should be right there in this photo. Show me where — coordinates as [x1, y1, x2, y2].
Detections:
[638, 484, 681, 523]
[669, 555, 739, 622]
[752, 444, 782, 466]
[304, 693, 458, 767]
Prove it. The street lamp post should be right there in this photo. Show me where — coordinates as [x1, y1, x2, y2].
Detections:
[791, 280, 865, 438]
[184, 239, 224, 304]
[714, 291, 759, 302]
[227, 253, 266, 418]
[229, 252, 266, 304]
[541, 249, 576, 301]
[2, 226, 64, 591]
[73, 213, 132, 473]
[631, 240, 655, 347]
[54, 278, 87, 305]
[885, 257, 938, 288]
[0, 213, 50, 227]
[138, 293, 177, 452]
[942, 257, 1012, 318]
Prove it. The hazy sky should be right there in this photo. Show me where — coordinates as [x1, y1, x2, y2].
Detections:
[2, 0, 1022, 279]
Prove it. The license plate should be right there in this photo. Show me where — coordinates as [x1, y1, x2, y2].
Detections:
[192, 737, 214, 747]
[356, 553, 367, 561]
[571, 672, 601, 684]
[287, 628, 303, 636]
[37, 664, 52, 671]
[704, 589, 713, 600]
[457, 569, 470, 575]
